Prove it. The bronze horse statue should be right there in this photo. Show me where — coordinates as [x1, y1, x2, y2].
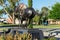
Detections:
[15, 3, 36, 28]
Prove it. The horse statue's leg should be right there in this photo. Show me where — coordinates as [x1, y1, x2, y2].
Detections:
[29, 19, 31, 25]
[28, 18, 33, 28]
[21, 20, 23, 25]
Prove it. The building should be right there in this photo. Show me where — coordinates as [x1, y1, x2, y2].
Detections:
[48, 19, 60, 25]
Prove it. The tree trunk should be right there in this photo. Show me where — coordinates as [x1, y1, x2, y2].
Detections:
[13, 12, 15, 24]
[1, 4, 13, 24]
[4, 8, 13, 24]
[38, 16, 42, 25]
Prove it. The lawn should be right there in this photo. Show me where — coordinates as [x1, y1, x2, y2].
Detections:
[0, 23, 19, 27]
[0, 23, 60, 28]
[33, 25, 60, 28]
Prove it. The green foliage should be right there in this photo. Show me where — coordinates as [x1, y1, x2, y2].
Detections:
[41, 7, 49, 11]
[48, 37, 57, 40]
[0, 0, 5, 5]
[0, 0, 19, 14]
[28, 0, 32, 8]
[49, 2, 60, 20]
[0, 9, 4, 17]
[41, 7, 49, 20]
[0, 9, 4, 13]
[44, 37, 57, 40]
[33, 15, 39, 22]
[8, 0, 18, 3]
[28, 23, 33, 28]
[8, 0, 19, 10]
[0, 0, 20, 24]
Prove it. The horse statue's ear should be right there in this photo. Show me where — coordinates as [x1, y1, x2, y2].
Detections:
[18, 3, 27, 10]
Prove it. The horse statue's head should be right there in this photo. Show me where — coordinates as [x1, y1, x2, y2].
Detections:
[15, 3, 27, 13]
[15, 3, 27, 18]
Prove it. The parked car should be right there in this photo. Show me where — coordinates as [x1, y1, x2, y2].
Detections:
[0, 18, 8, 24]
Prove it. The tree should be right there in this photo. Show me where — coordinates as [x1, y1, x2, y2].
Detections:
[0, 9, 4, 17]
[33, 10, 40, 25]
[33, 15, 39, 23]
[49, 2, 60, 20]
[40, 7, 49, 25]
[0, 0, 20, 24]
[28, 0, 33, 28]
[28, 0, 32, 8]
[41, 7, 49, 20]
[0, 9, 4, 14]
[8, 0, 19, 24]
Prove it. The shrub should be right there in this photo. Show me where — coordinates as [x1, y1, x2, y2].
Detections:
[0, 31, 32, 40]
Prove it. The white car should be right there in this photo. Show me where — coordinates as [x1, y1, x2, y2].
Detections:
[3, 20, 8, 23]
[0, 19, 5, 22]
[0, 18, 8, 23]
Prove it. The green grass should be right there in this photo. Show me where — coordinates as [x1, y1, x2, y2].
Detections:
[0, 23, 18, 27]
[33, 25, 60, 28]
[0, 23, 60, 28]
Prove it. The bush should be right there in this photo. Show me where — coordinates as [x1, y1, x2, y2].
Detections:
[33, 15, 39, 23]
[44, 37, 57, 40]
[28, 23, 33, 28]
[48, 37, 57, 40]
[0, 31, 32, 40]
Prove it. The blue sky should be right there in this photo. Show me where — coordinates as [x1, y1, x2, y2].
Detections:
[0, 0, 60, 10]
[20, 0, 60, 10]
[0, 0, 60, 18]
